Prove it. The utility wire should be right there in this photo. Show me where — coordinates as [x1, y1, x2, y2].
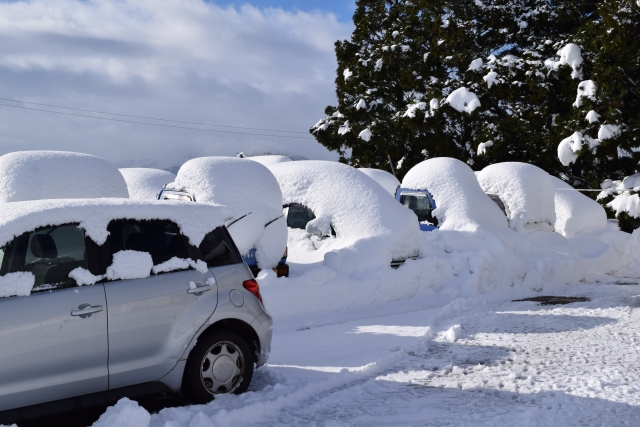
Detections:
[0, 102, 315, 140]
[0, 96, 309, 135]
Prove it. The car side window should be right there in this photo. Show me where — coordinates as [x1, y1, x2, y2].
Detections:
[0, 224, 92, 291]
[286, 203, 316, 230]
[198, 227, 241, 268]
[105, 219, 188, 268]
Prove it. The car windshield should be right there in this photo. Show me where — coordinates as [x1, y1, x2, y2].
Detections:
[286, 204, 316, 230]
[400, 193, 433, 223]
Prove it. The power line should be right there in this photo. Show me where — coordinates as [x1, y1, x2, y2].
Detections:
[0, 96, 310, 135]
[0, 102, 315, 140]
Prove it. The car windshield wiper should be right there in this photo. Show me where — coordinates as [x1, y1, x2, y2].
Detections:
[226, 212, 252, 228]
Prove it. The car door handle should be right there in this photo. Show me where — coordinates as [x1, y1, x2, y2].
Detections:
[71, 304, 104, 316]
[187, 284, 212, 294]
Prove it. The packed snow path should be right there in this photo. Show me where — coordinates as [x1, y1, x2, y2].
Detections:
[134, 280, 640, 427]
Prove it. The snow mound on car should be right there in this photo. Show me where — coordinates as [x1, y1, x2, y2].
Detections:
[249, 155, 293, 166]
[552, 176, 608, 237]
[174, 157, 286, 268]
[119, 168, 176, 200]
[0, 151, 128, 202]
[268, 161, 420, 273]
[401, 157, 508, 233]
[0, 198, 232, 248]
[358, 168, 400, 196]
[477, 162, 556, 232]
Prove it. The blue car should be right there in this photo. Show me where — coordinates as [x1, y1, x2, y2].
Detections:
[395, 187, 438, 231]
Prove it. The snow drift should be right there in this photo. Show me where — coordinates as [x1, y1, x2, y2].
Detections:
[267, 161, 420, 273]
[119, 168, 176, 200]
[173, 157, 287, 268]
[358, 168, 400, 196]
[0, 151, 128, 202]
[477, 162, 556, 232]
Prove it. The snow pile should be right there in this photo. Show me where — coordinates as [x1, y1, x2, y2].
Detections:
[445, 87, 481, 113]
[69, 267, 104, 286]
[597, 124, 621, 141]
[174, 157, 287, 268]
[402, 158, 508, 233]
[152, 257, 208, 274]
[0, 198, 232, 249]
[119, 168, 176, 200]
[477, 162, 556, 232]
[0, 272, 34, 298]
[106, 251, 153, 280]
[0, 151, 128, 202]
[573, 80, 596, 107]
[267, 161, 420, 273]
[607, 192, 640, 218]
[248, 155, 293, 166]
[358, 168, 400, 196]
[552, 177, 608, 237]
[545, 43, 583, 79]
[92, 398, 150, 427]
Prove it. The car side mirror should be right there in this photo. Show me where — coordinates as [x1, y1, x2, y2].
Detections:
[305, 224, 324, 237]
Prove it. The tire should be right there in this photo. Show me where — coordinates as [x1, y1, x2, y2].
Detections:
[182, 329, 254, 404]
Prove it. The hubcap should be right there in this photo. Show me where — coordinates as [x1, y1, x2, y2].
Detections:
[200, 341, 244, 394]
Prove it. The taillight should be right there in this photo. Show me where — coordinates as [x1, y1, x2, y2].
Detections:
[243, 279, 264, 306]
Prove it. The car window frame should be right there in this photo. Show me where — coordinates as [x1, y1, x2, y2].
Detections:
[99, 218, 194, 281]
[0, 222, 102, 295]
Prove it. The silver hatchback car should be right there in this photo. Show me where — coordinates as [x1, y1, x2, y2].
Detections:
[0, 198, 272, 420]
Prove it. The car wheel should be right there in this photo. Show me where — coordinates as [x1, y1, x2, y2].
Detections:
[182, 329, 254, 403]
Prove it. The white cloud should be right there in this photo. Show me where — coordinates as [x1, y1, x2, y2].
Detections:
[0, 0, 352, 166]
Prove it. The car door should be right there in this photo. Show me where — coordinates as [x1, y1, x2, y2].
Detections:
[102, 219, 218, 390]
[0, 224, 108, 411]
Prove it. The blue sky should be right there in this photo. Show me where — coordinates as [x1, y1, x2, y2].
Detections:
[216, 1, 356, 21]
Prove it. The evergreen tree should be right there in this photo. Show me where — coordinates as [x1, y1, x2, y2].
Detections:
[555, 0, 640, 187]
[311, 0, 599, 179]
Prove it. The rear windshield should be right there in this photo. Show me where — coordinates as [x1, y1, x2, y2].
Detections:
[286, 204, 316, 230]
[400, 193, 434, 223]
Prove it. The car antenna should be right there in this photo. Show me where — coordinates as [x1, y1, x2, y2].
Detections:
[387, 154, 397, 177]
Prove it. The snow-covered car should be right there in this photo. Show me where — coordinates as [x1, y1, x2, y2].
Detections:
[158, 157, 289, 277]
[119, 168, 176, 200]
[267, 161, 421, 271]
[401, 158, 509, 234]
[358, 168, 400, 196]
[0, 198, 271, 418]
[477, 162, 558, 232]
[0, 150, 129, 202]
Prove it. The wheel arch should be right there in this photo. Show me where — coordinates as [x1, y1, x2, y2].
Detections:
[198, 318, 261, 362]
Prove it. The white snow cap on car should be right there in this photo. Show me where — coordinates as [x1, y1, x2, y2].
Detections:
[402, 157, 508, 233]
[552, 176, 607, 238]
[477, 162, 556, 232]
[174, 156, 286, 268]
[119, 168, 176, 200]
[358, 168, 400, 196]
[0, 151, 129, 202]
[0, 198, 232, 249]
[268, 161, 420, 273]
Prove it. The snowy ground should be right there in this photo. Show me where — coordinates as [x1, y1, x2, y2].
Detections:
[75, 277, 640, 427]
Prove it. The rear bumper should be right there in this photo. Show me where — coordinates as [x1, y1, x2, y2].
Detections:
[250, 312, 273, 367]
